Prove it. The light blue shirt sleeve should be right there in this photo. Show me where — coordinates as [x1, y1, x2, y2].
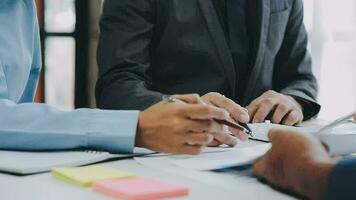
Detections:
[0, 99, 139, 154]
[0, 0, 140, 154]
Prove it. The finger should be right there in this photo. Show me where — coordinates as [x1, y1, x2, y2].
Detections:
[179, 144, 205, 155]
[181, 105, 229, 120]
[213, 131, 238, 147]
[247, 91, 278, 121]
[248, 95, 265, 108]
[207, 139, 223, 147]
[183, 119, 222, 133]
[252, 101, 277, 123]
[229, 127, 249, 141]
[174, 94, 201, 104]
[253, 156, 267, 178]
[186, 133, 214, 146]
[247, 96, 265, 120]
[206, 93, 249, 123]
[247, 104, 258, 121]
[271, 103, 292, 124]
[282, 110, 302, 126]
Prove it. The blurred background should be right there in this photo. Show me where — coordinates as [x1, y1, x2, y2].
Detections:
[34, 0, 101, 110]
[34, 0, 356, 120]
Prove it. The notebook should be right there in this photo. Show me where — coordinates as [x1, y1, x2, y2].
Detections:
[0, 150, 136, 175]
[93, 177, 189, 200]
[52, 166, 134, 187]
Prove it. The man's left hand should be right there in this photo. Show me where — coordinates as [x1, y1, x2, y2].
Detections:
[247, 90, 303, 125]
[201, 92, 250, 146]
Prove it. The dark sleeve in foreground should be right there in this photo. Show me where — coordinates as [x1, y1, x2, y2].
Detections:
[327, 158, 356, 200]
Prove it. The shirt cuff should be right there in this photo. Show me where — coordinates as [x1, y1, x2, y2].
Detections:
[280, 89, 321, 120]
[85, 109, 140, 154]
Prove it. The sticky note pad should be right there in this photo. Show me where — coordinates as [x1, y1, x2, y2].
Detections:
[52, 166, 134, 187]
[93, 177, 189, 200]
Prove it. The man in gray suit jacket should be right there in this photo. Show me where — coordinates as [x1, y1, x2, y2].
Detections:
[96, 0, 321, 126]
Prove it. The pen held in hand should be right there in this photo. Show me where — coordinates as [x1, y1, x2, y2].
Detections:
[163, 95, 254, 137]
[214, 119, 254, 137]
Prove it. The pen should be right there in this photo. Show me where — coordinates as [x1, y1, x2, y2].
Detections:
[162, 95, 254, 137]
[317, 110, 356, 135]
[248, 137, 269, 143]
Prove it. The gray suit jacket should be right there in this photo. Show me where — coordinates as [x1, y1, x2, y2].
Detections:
[96, 0, 321, 119]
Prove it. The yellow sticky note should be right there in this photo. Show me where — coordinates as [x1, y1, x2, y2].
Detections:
[52, 166, 134, 187]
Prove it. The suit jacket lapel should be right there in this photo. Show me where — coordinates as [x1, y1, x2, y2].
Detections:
[198, 0, 236, 97]
[242, 0, 271, 104]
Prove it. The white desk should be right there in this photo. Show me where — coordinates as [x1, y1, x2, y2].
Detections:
[1, 120, 328, 200]
[0, 156, 297, 200]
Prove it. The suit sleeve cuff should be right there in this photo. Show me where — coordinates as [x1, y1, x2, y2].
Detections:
[327, 158, 356, 200]
[86, 110, 140, 154]
[280, 89, 321, 120]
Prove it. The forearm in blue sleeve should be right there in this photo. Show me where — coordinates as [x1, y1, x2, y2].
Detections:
[0, 99, 139, 154]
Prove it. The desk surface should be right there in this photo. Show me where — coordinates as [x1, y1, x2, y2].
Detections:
[1, 120, 328, 200]
[0, 155, 296, 200]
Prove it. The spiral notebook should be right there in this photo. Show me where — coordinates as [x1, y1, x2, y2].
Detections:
[0, 150, 136, 175]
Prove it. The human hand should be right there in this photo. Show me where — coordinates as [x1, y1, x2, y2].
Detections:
[201, 92, 250, 146]
[247, 90, 303, 125]
[253, 130, 337, 200]
[136, 94, 230, 155]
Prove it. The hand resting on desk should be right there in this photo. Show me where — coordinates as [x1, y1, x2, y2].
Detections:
[247, 90, 304, 126]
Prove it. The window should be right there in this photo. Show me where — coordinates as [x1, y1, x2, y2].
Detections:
[35, 0, 89, 110]
[304, 0, 356, 120]
[45, 37, 75, 110]
[45, 0, 76, 33]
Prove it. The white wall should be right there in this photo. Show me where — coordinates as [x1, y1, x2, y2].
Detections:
[304, 0, 356, 120]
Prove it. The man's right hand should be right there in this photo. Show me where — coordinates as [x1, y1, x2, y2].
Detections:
[135, 94, 230, 155]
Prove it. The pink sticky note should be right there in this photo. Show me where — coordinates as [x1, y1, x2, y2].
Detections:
[93, 177, 189, 200]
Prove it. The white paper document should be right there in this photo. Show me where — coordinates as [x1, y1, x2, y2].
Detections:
[248, 121, 356, 156]
[248, 123, 320, 142]
[135, 141, 270, 171]
[318, 122, 356, 155]
[171, 143, 271, 170]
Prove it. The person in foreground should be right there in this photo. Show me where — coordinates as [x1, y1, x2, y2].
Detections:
[0, 0, 249, 155]
[253, 115, 356, 200]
